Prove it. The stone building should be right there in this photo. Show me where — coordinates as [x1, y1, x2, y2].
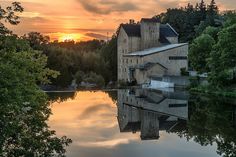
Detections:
[117, 18, 188, 84]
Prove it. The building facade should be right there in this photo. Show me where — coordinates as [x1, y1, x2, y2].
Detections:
[117, 18, 188, 84]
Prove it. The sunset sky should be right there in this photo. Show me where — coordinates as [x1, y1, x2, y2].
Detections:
[2, 0, 236, 41]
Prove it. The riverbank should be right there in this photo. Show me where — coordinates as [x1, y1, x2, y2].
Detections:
[190, 86, 236, 98]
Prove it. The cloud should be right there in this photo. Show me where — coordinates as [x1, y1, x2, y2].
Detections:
[156, 0, 180, 9]
[79, 104, 112, 119]
[69, 28, 114, 33]
[76, 138, 131, 148]
[85, 32, 108, 40]
[77, 0, 140, 14]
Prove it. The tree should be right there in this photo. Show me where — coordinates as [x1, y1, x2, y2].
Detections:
[206, 0, 219, 26]
[208, 24, 236, 87]
[202, 26, 220, 41]
[189, 34, 215, 72]
[23, 32, 50, 49]
[100, 36, 117, 82]
[0, 2, 72, 155]
[0, 49, 71, 156]
[0, 35, 30, 52]
[83, 72, 105, 88]
[154, 0, 221, 43]
[0, 2, 23, 35]
[198, 0, 207, 21]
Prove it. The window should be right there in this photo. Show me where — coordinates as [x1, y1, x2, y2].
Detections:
[169, 104, 187, 108]
[137, 59, 138, 64]
[169, 56, 187, 60]
[130, 59, 132, 63]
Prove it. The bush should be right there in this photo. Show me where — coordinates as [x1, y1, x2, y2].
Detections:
[75, 70, 85, 85]
[189, 76, 200, 88]
[181, 67, 189, 76]
[118, 79, 128, 88]
[83, 72, 105, 88]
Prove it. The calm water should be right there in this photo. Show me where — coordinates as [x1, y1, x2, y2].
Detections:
[48, 89, 236, 157]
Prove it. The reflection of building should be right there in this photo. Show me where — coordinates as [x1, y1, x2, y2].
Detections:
[117, 18, 188, 84]
[117, 89, 188, 140]
[234, 108, 236, 126]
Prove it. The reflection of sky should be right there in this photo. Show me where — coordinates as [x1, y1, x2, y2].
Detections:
[48, 91, 220, 157]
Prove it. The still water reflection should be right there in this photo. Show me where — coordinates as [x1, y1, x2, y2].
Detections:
[48, 89, 236, 157]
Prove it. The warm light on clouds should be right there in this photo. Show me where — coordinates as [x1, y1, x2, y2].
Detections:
[48, 91, 139, 154]
[2, 0, 236, 41]
[58, 33, 82, 42]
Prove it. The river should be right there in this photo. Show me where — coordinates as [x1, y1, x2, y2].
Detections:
[47, 89, 236, 157]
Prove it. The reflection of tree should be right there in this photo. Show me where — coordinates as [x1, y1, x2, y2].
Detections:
[105, 90, 117, 103]
[47, 92, 77, 103]
[0, 103, 72, 156]
[185, 95, 236, 157]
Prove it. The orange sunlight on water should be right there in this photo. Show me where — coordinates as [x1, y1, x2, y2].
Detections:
[48, 91, 139, 156]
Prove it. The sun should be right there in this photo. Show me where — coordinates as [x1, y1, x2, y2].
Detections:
[58, 33, 82, 42]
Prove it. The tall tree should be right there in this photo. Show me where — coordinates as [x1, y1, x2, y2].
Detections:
[0, 3, 72, 155]
[207, 0, 219, 25]
[198, 0, 207, 20]
[189, 34, 215, 73]
[23, 32, 50, 49]
[208, 24, 236, 87]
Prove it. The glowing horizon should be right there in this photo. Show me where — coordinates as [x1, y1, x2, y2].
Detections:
[2, 0, 236, 41]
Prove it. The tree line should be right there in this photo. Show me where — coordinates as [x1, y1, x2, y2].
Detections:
[19, 32, 117, 89]
[0, 31, 117, 89]
[155, 0, 220, 42]
[154, 0, 236, 89]
[189, 11, 236, 88]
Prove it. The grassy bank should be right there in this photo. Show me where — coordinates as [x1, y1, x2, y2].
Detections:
[190, 86, 236, 98]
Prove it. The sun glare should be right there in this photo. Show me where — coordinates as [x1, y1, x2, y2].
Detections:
[58, 33, 82, 42]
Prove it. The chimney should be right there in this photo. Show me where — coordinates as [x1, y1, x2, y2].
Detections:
[129, 19, 135, 24]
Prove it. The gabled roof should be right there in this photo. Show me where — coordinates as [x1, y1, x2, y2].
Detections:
[120, 22, 178, 43]
[160, 24, 179, 37]
[121, 24, 140, 37]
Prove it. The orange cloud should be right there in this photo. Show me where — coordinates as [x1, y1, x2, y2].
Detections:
[2, 0, 236, 41]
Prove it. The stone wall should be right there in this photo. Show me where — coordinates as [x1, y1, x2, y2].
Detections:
[135, 64, 167, 84]
[166, 37, 178, 44]
[117, 27, 129, 81]
[141, 21, 160, 49]
[141, 44, 188, 76]
[121, 44, 188, 84]
[128, 36, 141, 52]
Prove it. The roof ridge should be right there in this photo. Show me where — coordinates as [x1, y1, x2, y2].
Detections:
[124, 43, 188, 57]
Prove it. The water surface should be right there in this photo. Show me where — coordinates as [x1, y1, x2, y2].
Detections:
[48, 89, 236, 157]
